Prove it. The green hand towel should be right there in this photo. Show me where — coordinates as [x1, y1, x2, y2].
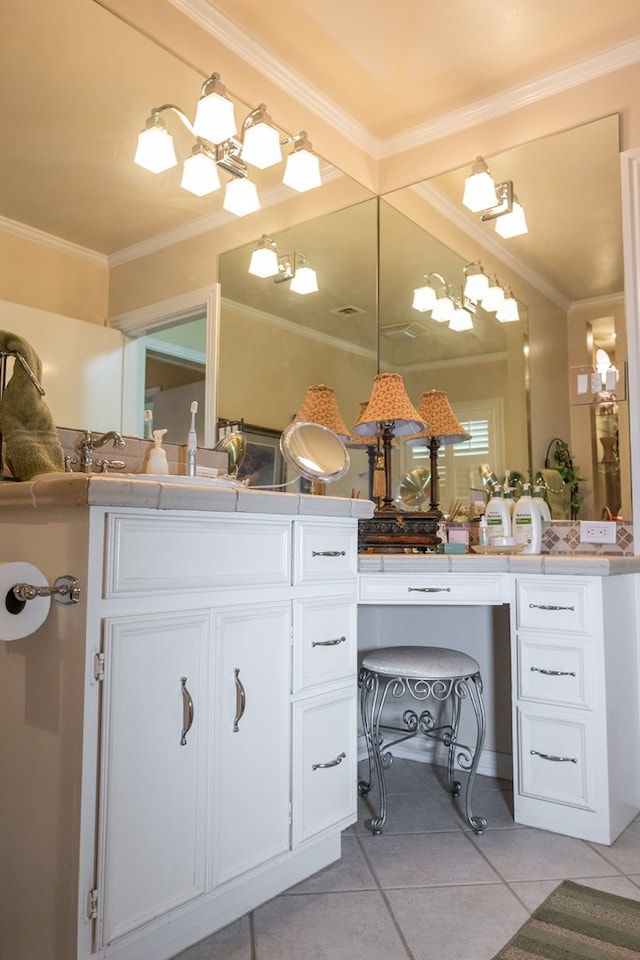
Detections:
[0, 331, 65, 481]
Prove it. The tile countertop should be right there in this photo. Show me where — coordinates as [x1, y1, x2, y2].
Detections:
[0, 472, 375, 520]
[358, 552, 640, 576]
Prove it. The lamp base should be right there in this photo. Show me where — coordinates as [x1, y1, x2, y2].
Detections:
[358, 510, 441, 553]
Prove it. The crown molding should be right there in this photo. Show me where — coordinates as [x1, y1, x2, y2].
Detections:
[568, 291, 625, 312]
[109, 163, 342, 266]
[221, 296, 377, 362]
[0, 216, 107, 268]
[167, 3, 640, 163]
[381, 36, 640, 158]
[411, 181, 571, 312]
[167, 0, 379, 156]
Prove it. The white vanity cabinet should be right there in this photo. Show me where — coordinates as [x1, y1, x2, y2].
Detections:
[511, 574, 640, 844]
[0, 490, 362, 960]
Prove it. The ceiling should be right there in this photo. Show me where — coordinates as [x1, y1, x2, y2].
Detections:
[0, 0, 634, 310]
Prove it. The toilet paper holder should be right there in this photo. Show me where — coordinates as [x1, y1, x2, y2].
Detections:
[12, 574, 80, 605]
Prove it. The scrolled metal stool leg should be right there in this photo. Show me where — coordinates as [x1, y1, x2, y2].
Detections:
[446, 684, 462, 798]
[358, 667, 378, 798]
[457, 672, 487, 834]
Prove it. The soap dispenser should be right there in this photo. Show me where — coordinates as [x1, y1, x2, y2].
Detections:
[146, 429, 170, 475]
[484, 485, 511, 539]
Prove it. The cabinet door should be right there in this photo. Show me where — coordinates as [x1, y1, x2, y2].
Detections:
[212, 602, 291, 885]
[97, 611, 211, 947]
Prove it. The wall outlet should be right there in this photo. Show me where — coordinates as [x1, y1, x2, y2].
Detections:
[579, 520, 617, 544]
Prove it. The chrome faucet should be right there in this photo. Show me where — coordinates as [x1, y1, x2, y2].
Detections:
[78, 430, 125, 473]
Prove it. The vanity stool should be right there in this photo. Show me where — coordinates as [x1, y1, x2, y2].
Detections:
[358, 645, 487, 835]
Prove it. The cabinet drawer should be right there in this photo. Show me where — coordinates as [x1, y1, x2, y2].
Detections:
[359, 573, 503, 605]
[293, 596, 357, 693]
[105, 514, 290, 597]
[517, 706, 596, 810]
[293, 521, 357, 585]
[292, 688, 357, 844]
[516, 579, 592, 634]
[518, 636, 592, 708]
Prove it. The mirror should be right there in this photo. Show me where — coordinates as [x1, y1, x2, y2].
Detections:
[280, 423, 350, 484]
[1, 0, 629, 521]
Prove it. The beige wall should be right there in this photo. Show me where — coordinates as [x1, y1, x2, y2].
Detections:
[0, 230, 108, 325]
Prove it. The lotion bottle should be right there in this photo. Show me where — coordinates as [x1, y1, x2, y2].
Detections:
[512, 483, 542, 553]
[146, 428, 170, 475]
[484, 486, 511, 539]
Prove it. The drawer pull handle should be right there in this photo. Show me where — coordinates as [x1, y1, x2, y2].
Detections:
[530, 749, 577, 764]
[530, 667, 576, 677]
[408, 586, 452, 593]
[233, 668, 246, 733]
[311, 550, 346, 557]
[528, 603, 575, 611]
[312, 751, 346, 771]
[312, 635, 347, 647]
[180, 677, 194, 746]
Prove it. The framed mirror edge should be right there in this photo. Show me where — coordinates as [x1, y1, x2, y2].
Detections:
[620, 147, 640, 539]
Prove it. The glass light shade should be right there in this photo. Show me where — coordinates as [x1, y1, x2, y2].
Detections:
[462, 158, 498, 212]
[289, 265, 318, 295]
[495, 200, 528, 238]
[248, 244, 279, 278]
[134, 122, 177, 173]
[194, 89, 237, 144]
[283, 146, 321, 192]
[241, 121, 282, 169]
[463, 265, 489, 302]
[223, 177, 260, 216]
[480, 277, 504, 312]
[496, 291, 520, 322]
[180, 149, 221, 196]
[432, 295, 455, 322]
[449, 308, 474, 331]
[412, 283, 437, 313]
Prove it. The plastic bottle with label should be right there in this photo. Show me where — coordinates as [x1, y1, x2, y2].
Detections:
[512, 483, 542, 553]
[484, 486, 512, 540]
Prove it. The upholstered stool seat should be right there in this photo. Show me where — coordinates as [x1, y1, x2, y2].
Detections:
[358, 645, 487, 835]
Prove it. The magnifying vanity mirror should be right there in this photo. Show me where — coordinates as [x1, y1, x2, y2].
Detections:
[280, 422, 350, 485]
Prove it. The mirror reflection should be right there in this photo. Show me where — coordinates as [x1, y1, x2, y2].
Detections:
[1, 0, 629, 522]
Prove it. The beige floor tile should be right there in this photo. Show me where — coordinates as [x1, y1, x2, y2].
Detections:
[588, 819, 640, 874]
[253, 890, 410, 960]
[360, 830, 500, 888]
[510, 875, 640, 913]
[284, 835, 377, 894]
[354, 790, 465, 836]
[386, 883, 529, 960]
[473, 826, 619, 881]
[171, 916, 251, 960]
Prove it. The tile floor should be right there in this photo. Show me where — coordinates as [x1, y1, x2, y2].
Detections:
[172, 759, 640, 960]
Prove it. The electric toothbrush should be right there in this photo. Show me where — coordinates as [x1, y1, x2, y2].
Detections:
[187, 401, 198, 476]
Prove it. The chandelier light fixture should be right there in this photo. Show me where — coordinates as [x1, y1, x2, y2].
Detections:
[248, 235, 318, 294]
[134, 72, 322, 217]
[462, 156, 528, 238]
[412, 260, 519, 327]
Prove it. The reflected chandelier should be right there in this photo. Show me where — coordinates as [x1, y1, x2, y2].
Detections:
[134, 72, 322, 217]
[248, 235, 318, 294]
[412, 261, 520, 326]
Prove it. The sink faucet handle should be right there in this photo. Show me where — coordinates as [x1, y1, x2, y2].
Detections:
[95, 459, 126, 473]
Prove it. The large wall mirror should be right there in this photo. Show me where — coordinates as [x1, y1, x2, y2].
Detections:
[1, 0, 630, 522]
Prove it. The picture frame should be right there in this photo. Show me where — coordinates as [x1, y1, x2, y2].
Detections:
[236, 424, 286, 488]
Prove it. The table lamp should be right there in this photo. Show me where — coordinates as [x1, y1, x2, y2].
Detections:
[353, 373, 426, 513]
[404, 389, 471, 516]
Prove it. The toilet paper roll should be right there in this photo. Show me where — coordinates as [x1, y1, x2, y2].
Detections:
[0, 562, 51, 641]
